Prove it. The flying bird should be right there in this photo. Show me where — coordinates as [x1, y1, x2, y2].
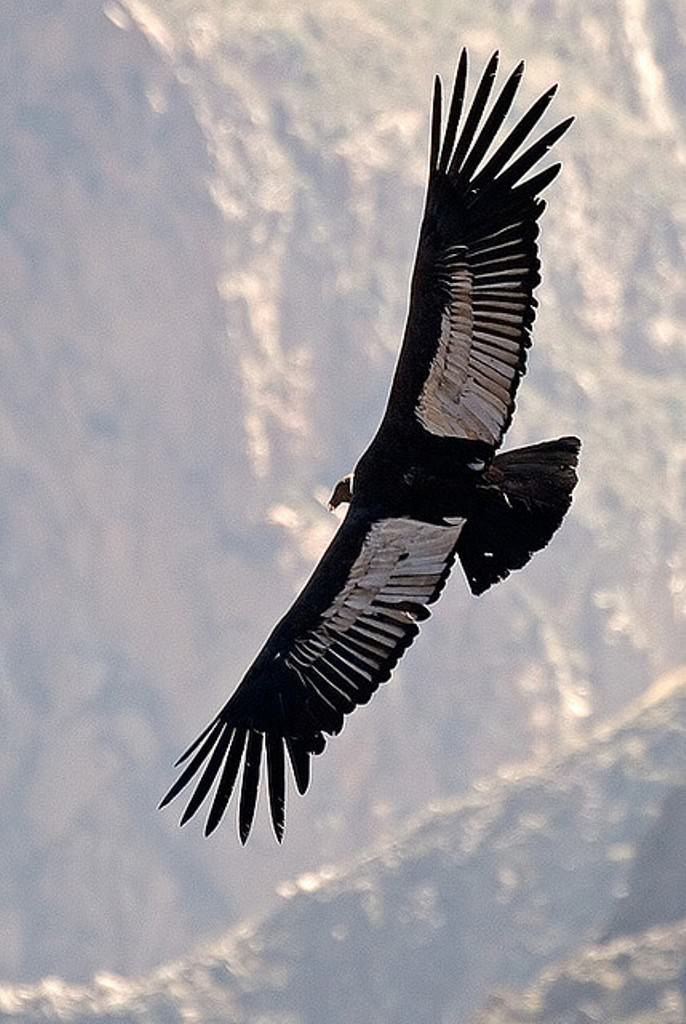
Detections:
[160, 49, 580, 843]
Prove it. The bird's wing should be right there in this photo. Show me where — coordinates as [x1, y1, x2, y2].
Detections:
[160, 510, 464, 843]
[381, 50, 573, 448]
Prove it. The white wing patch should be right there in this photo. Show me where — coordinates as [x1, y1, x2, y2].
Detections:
[416, 227, 531, 446]
[284, 517, 464, 713]
[417, 249, 474, 436]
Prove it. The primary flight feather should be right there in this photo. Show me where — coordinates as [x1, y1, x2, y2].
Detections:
[160, 49, 580, 844]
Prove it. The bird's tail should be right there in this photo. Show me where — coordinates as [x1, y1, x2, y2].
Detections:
[457, 436, 581, 595]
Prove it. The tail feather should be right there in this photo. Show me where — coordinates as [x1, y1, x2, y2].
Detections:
[458, 436, 580, 595]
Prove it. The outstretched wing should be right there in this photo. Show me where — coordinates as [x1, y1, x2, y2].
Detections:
[160, 511, 464, 843]
[382, 50, 573, 448]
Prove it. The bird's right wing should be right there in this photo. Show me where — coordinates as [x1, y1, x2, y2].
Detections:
[160, 510, 464, 843]
[379, 50, 573, 449]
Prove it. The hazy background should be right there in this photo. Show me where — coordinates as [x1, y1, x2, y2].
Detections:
[0, 1, 684, 1021]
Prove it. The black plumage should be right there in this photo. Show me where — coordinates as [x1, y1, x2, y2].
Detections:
[160, 49, 581, 843]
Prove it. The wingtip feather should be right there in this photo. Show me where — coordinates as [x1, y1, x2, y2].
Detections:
[437, 48, 468, 176]
[448, 49, 500, 177]
[238, 731, 264, 844]
[457, 56, 528, 183]
[267, 734, 287, 843]
[173, 717, 218, 767]
[204, 726, 247, 837]
[286, 737, 311, 795]
[177, 725, 232, 827]
[495, 116, 574, 191]
[429, 74, 442, 179]
[159, 720, 223, 811]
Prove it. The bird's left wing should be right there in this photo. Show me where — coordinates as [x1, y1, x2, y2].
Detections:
[160, 510, 464, 843]
[380, 50, 573, 448]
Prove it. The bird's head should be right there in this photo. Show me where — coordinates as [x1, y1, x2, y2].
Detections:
[328, 474, 353, 511]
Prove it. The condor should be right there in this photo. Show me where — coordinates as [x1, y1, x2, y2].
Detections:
[160, 49, 580, 843]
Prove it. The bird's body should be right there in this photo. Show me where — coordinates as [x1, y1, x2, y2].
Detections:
[161, 49, 581, 843]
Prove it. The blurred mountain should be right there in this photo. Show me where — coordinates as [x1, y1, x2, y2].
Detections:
[2, 667, 685, 1023]
[0, 0, 684, 988]
[602, 783, 686, 942]
[479, 929, 686, 1024]
[478, 927, 686, 1024]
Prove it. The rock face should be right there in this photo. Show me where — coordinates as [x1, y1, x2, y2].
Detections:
[2, 670, 686, 1023]
[603, 784, 686, 942]
[477, 926, 686, 1024]
[0, 0, 238, 981]
[0, 0, 684, 992]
